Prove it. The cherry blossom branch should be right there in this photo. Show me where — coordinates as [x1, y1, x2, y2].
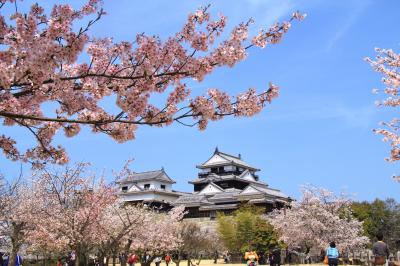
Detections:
[0, 1, 304, 165]
[366, 48, 400, 179]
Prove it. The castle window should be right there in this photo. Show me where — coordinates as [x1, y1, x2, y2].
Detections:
[219, 182, 229, 188]
[121, 186, 128, 192]
[160, 184, 166, 190]
[144, 184, 150, 190]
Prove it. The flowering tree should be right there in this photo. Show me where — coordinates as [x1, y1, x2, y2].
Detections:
[0, 0, 305, 166]
[92, 203, 185, 266]
[268, 186, 369, 253]
[172, 221, 220, 266]
[27, 163, 117, 266]
[94, 203, 149, 266]
[132, 206, 185, 266]
[24, 163, 185, 266]
[0, 174, 37, 266]
[366, 48, 400, 181]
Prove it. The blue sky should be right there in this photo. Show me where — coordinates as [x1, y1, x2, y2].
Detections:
[1, 0, 400, 201]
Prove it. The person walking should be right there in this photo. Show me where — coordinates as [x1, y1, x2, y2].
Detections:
[14, 254, 22, 266]
[154, 257, 161, 266]
[213, 251, 218, 264]
[268, 250, 274, 266]
[128, 254, 138, 266]
[272, 248, 281, 266]
[245, 251, 258, 266]
[373, 233, 389, 266]
[2, 254, 8, 266]
[326, 242, 339, 266]
[165, 254, 172, 266]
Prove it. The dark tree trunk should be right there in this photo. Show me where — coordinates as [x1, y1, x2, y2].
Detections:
[173, 252, 181, 266]
[9, 222, 23, 266]
[75, 247, 87, 266]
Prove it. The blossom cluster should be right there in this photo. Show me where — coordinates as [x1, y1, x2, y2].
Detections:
[366, 48, 400, 181]
[0, 163, 186, 262]
[0, 1, 304, 166]
[267, 185, 369, 252]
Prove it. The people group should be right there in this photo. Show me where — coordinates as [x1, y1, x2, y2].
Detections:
[241, 232, 391, 266]
[127, 253, 173, 266]
[0, 233, 392, 266]
[0, 253, 22, 266]
[322, 233, 390, 266]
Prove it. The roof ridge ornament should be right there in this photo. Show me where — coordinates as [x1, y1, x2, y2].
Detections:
[214, 146, 219, 154]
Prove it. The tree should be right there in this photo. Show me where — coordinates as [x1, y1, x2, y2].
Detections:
[173, 221, 218, 266]
[27, 163, 117, 266]
[366, 48, 400, 181]
[217, 205, 280, 254]
[0, 0, 305, 166]
[268, 186, 369, 253]
[352, 198, 400, 251]
[132, 206, 185, 266]
[9, 162, 186, 266]
[0, 173, 37, 266]
[0, 162, 188, 266]
[94, 203, 150, 266]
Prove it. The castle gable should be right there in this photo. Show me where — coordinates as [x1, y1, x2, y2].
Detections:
[239, 170, 256, 182]
[240, 185, 262, 195]
[198, 183, 224, 195]
[202, 154, 230, 166]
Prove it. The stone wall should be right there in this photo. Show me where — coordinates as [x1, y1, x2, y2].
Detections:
[184, 217, 218, 232]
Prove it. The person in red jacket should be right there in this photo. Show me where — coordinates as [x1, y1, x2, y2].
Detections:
[165, 254, 172, 266]
[128, 254, 138, 266]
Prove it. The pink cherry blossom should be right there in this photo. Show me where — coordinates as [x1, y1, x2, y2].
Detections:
[366, 48, 400, 181]
[0, 1, 304, 166]
[268, 185, 369, 253]
[0, 163, 186, 265]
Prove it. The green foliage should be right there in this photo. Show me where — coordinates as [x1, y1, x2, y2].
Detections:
[351, 198, 400, 251]
[217, 205, 281, 254]
[217, 215, 238, 251]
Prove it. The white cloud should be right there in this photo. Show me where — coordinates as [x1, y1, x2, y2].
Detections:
[325, 0, 371, 51]
[245, 0, 296, 27]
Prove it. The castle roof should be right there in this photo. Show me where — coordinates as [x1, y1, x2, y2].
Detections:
[173, 182, 290, 208]
[196, 148, 260, 171]
[118, 169, 176, 184]
[189, 170, 266, 186]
